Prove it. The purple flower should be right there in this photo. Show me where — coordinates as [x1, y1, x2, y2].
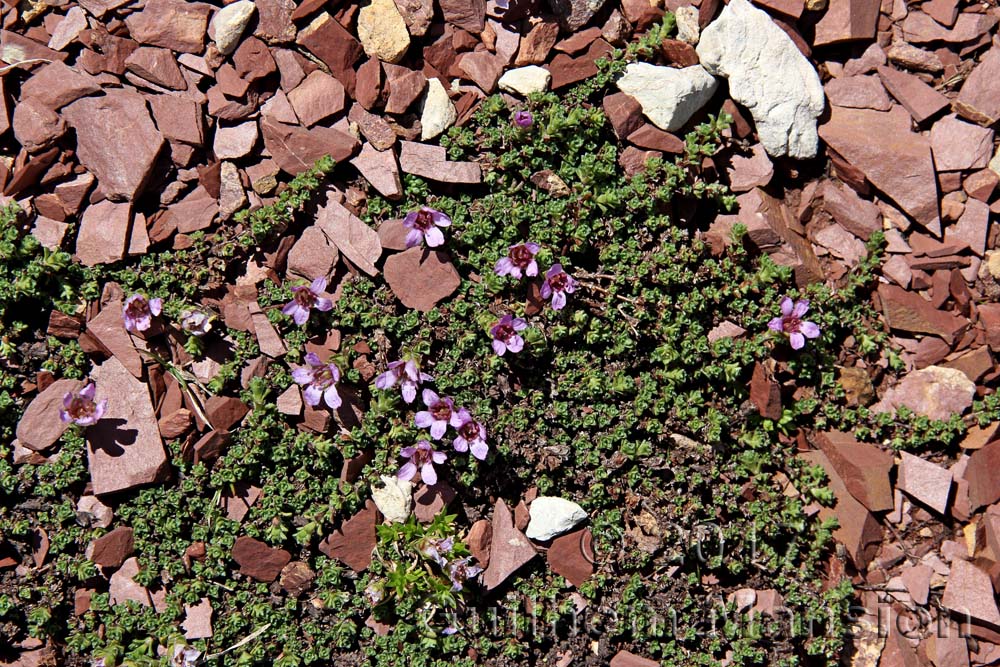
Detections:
[122, 294, 162, 333]
[292, 352, 342, 409]
[451, 409, 488, 460]
[418, 536, 454, 567]
[494, 242, 540, 279]
[375, 360, 433, 404]
[60, 383, 107, 426]
[768, 297, 821, 350]
[171, 645, 201, 667]
[513, 110, 533, 128]
[398, 440, 447, 486]
[180, 310, 212, 337]
[282, 277, 333, 326]
[539, 264, 578, 311]
[414, 389, 457, 440]
[447, 557, 483, 591]
[490, 314, 527, 356]
[402, 206, 451, 248]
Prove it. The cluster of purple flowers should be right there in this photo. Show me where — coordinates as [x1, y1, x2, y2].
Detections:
[374, 358, 489, 484]
[490, 243, 578, 356]
[395, 388, 489, 485]
[418, 536, 483, 592]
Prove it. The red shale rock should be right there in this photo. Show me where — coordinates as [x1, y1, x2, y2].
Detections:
[799, 450, 881, 568]
[182, 598, 213, 640]
[123, 0, 210, 54]
[876, 66, 949, 125]
[287, 71, 346, 127]
[823, 75, 891, 111]
[319, 500, 379, 572]
[351, 143, 403, 200]
[413, 482, 456, 523]
[814, 431, 893, 512]
[481, 500, 537, 590]
[109, 557, 151, 606]
[76, 199, 132, 267]
[85, 300, 143, 377]
[316, 198, 382, 276]
[749, 362, 781, 420]
[820, 180, 880, 240]
[877, 284, 968, 344]
[399, 141, 481, 183]
[610, 650, 660, 667]
[955, 48, 1000, 127]
[261, 116, 358, 175]
[62, 89, 165, 202]
[813, 0, 879, 46]
[547, 528, 594, 587]
[384, 247, 461, 312]
[897, 451, 952, 514]
[440, 0, 485, 33]
[962, 440, 1000, 512]
[295, 13, 362, 83]
[467, 519, 492, 569]
[20, 62, 100, 110]
[88, 526, 134, 568]
[875, 365, 976, 420]
[901, 10, 997, 44]
[232, 535, 291, 582]
[287, 225, 338, 280]
[930, 114, 994, 172]
[86, 356, 170, 496]
[16, 378, 83, 451]
[942, 559, 1000, 626]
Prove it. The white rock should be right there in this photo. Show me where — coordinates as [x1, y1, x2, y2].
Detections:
[371, 475, 413, 524]
[696, 0, 824, 159]
[525, 497, 587, 541]
[420, 78, 457, 141]
[498, 66, 552, 96]
[675, 5, 701, 45]
[211, 0, 256, 55]
[616, 63, 718, 132]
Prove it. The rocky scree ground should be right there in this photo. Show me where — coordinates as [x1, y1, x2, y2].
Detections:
[1, 0, 1000, 666]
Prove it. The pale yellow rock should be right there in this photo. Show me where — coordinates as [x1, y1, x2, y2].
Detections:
[357, 0, 410, 65]
[420, 78, 456, 140]
[989, 145, 1000, 176]
[987, 251, 1000, 279]
[371, 475, 413, 523]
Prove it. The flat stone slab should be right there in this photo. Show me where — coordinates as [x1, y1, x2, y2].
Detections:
[86, 356, 170, 496]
